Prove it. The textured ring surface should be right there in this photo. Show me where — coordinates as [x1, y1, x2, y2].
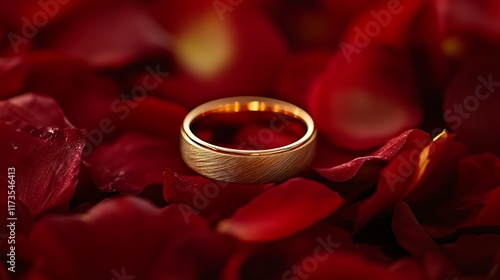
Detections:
[180, 96, 317, 184]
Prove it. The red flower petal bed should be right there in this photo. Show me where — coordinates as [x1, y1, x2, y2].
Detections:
[0, 0, 499, 279]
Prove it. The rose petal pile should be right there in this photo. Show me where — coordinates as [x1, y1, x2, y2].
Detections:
[0, 0, 499, 279]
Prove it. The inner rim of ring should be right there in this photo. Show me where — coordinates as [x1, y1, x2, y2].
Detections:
[183, 97, 315, 155]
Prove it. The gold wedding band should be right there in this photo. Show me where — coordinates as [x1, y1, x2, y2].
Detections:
[180, 96, 317, 184]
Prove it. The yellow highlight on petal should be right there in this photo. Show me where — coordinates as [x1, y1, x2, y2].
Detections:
[173, 15, 234, 80]
[414, 129, 449, 184]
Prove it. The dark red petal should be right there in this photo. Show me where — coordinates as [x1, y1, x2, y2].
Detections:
[85, 132, 188, 194]
[308, 46, 423, 150]
[0, 57, 27, 99]
[0, 123, 84, 218]
[443, 52, 500, 156]
[316, 129, 429, 182]
[419, 153, 500, 238]
[47, 2, 169, 68]
[391, 202, 460, 280]
[0, 93, 73, 130]
[353, 130, 464, 232]
[0, 93, 85, 218]
[28, 197, 237, 280]
[163, 169, 270, 222]
[441, 234, 500, 277]
[217, 178, 344, 242]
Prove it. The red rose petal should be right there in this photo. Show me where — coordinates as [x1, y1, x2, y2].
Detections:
[308, 46, 423, 150]
[0, 93, 73, 130]
[404, 131, 468, 210]
[0, 126, 84, 217]
[352, 130, 464, 232]
[0, 93, 85, 218]
[419, 153, 500, 238]
[85, 132, 188, 194]
[0, 124, 84, 218]
[311, 136, 362, 171]
[316, 129, 430, 182]
[217, 178, 344, 242]
[28, 197, 237, 280]
[163, 169, 270, 222]
[441, 234, 500, 277]
[47, 2, 169, 68]
[466, 186, 500, 229]
[391, 202, 460, 280]
[338, 0, 447, 87]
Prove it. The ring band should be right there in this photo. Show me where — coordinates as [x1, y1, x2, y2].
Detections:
[180, 96, 317, 184]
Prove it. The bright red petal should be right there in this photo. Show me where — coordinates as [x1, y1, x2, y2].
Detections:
[218, 178, 344, 242]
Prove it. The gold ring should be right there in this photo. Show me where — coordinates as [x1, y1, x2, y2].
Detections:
[180, 96, 317, 184]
